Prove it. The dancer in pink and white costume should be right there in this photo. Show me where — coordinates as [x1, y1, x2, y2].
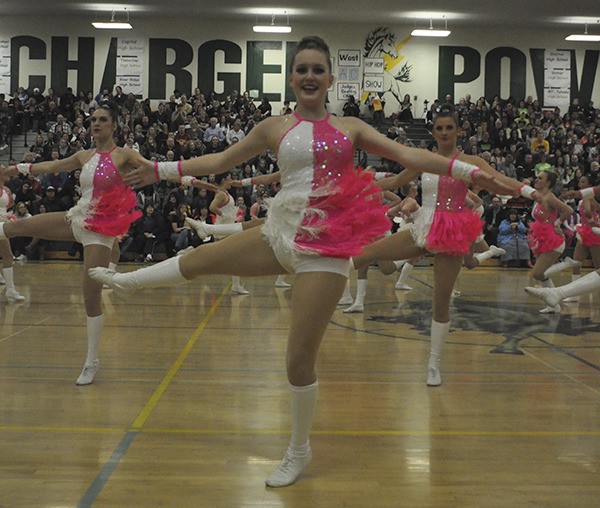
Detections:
[0, 177, 26, 302]
[90, 37, 504, 488]
[526, 171, 576, 313]
[0, 105, 142, 385]
[555, 175, 600, 302]
[527, 182, 600, 306]
[352, 104, 535, 387]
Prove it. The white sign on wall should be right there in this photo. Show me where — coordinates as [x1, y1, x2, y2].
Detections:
[337, 49, 361, 67]
[363, 58, 384, 75]
[337, 82, 360, 100]
[543, 50, 570, 110]
[0, 39, 10, 95]
[363, 75, 384, 93]
[117, 37, 145, 95]
[338, 66, 360, 81]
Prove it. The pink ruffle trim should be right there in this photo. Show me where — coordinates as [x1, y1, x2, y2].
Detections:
[85, 185, 142, 236]
[294, 168, 391, 257]
[425, 209, 483, 256]
[527, 221, 564, 255]
[576, 224, 600, 247]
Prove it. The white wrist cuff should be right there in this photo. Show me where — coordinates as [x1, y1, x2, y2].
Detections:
[181, 175, 196, 186]
[449, 159, 479, 183]
[519, 185, 536, 199]
[157, 161, 182, 182]
[16, 163, 32, 176]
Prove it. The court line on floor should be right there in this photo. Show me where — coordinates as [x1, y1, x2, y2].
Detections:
[76, 284, 229, 508]
[3, 424, 599, 438]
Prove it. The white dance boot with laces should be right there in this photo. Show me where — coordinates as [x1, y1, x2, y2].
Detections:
[265, 447, 313, 488]
[76, 360, 99, 386]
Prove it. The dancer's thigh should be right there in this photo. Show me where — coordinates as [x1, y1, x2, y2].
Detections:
[355, 229, 425, 269]
[178, 225, 285, 278]
[5, 212, 75, 241]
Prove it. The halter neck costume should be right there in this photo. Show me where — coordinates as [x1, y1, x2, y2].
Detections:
[261, 112, 390, 262]
[411, 152, 482, 255]
[65, 147, 141, 236]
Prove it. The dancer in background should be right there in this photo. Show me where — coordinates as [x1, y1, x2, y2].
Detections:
[526, 171, 576, 313]
[558, 175, 600, 302]
[0, 105, 142, 385]
[0, 174, 26, 302]
[186, 172, 290, 287]
[90, 37, 504, 487]
[351, 104, 536, 387]
[462, 190, 506, 271]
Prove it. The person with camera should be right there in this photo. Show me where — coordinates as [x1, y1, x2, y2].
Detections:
[497, 208, 531, 268]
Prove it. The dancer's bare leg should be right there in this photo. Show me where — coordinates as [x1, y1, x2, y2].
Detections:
[353, 229, 426, 269]
[90, 224, 347, 487]
[2, 211, 73, 240]
[266, 269, 347, 487]
[0, 211, 113, 384]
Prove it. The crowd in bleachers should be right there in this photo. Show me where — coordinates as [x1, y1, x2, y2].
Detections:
[1, 84, 599, 264]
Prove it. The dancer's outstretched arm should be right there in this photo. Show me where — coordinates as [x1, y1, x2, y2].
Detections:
[345, 118, 509, 194]
[230, 172, 281, 188]
[125, 117, 279, 187]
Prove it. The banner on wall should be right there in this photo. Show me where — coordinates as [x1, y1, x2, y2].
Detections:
[543, 50, 570, 110]
[0, 39, 10, 95]
[116, 37, 145, 95]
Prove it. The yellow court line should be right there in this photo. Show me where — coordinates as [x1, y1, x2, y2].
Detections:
[129, 284, 230, 431]
[2, 425, 600, 438]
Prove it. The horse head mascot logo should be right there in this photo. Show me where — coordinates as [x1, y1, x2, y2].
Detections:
[363, 27, 413, 107]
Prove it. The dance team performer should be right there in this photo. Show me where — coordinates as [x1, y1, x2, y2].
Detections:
[526, 179, 600, 306]
[554, 175, 600, 302]
[0, 174, 26, 302]
[352, 104, 536, 387]
[462, 190, 506, 270]
[526, 171, 576, 313]
[0, 105, 142, 385]
[90, 37, 504, 487]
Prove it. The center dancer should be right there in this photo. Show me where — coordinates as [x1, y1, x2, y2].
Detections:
[90, 37, 505, 488]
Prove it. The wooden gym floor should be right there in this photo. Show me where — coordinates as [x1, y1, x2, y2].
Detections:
[0, 261, 599, 507]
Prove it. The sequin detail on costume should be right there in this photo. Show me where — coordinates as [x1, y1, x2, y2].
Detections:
[527, 202, 564, 255]
[66, 149, 141, 236]
[261, 113, 390, 259]
[411, 172, 482, 256]
[575, 199, 600, 246]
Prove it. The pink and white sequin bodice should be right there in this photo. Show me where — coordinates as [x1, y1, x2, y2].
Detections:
[532, 202, 557, 224]
[575, 199, 600, 246]
[66, 148, 141, 236]
[0, 187, 13, 220]
[411, 171, 482, 255]
[261, 112, 390, 259]
[527, 202, 564, 255]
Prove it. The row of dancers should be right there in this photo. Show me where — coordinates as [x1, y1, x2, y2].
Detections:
[1, 35, 598, 488]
